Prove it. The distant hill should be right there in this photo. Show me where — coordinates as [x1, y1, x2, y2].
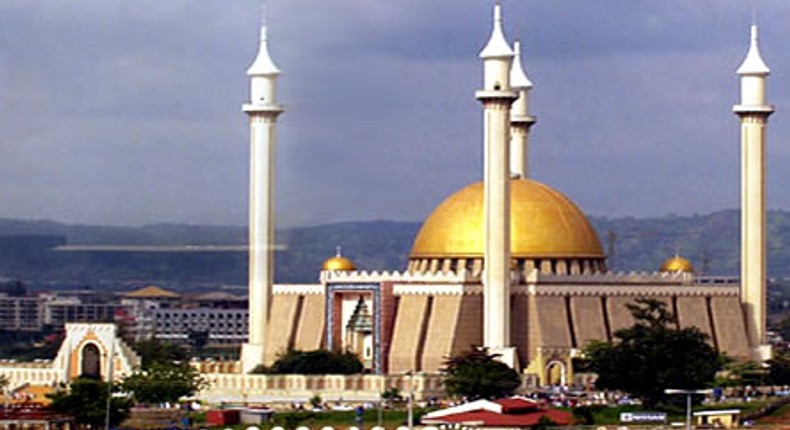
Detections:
[3, 209, 790, 290]
[591, 210, 740, 275]
[0, 218, 419, 289]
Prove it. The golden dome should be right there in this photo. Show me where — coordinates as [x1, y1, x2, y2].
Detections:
[322, 254, 357, 271]
[410, 179, 605, 259]
[660, 256, 694, 273]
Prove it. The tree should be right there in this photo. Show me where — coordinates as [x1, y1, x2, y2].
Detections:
[121, 362, 206, 404]
[0, 279, 26, 296]
[187, 329, 209, 353]
[381, 387, 403, 404]
[767, 351, 790, 385]
[443, 348, 521, 400]
[0, 374, 7, 394]
[47, 377, 132, 429]
[132, 339, 187, 368]
[717, 358, 767, 387]
[584, 299, 720, 407]
[265, 349, 363, 374]
[777, 315, 790, 345]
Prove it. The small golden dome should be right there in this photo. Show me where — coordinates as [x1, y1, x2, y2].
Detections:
[410, 179, 605, 259]
[322, 252, 357, 271]
[660, 256, 694, 273]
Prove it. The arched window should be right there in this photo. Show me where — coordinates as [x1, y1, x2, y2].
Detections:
[81, 344, 101, 379]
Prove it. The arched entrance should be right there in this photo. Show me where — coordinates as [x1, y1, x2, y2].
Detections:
[81, 343, 101, 379]
[545, 360, 567, 386]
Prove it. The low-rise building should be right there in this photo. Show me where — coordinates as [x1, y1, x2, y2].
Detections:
[154, 308, 248, 346]
[0, 294, 42, 331]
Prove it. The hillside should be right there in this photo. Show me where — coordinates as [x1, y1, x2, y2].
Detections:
[2, 209, 790, 289]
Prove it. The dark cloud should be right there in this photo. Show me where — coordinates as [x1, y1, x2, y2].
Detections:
[1, 0, 789, 227]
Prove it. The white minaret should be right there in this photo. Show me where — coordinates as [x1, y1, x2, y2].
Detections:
[240, 21, 284, 373]
[509, 40, 536, 179]
[475, 2, 519, 367]
[734, 24, 773, 361]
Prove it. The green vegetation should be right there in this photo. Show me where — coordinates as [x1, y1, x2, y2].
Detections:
[0, 329, 63, 361]
[0, 279, 27, 296]
[252, 349, 364, 374]
[715, 358, 767, 387]
[47, 339, 207, 425]
[757, 401, 790, 425]
[132, 338, 189, 367]
[120, 339, 206, 404]
[767, 351, 790, 385]
[715, 351, 790, 387]
[574, 401, 778, 426]
[443, 348, 521, 400]
[210, 401, 790, 429]
[47, 377, 132, 429]
[573, 405, 642, 425]
[265, 407, 430, 430]
[776, 313, 790, 343]
[381, 387, 404, 404]
[121, 362, 207, 404]
[583, 299, 720, 407]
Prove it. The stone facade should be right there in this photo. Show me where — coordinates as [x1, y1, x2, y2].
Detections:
[258, 270, 749, 386]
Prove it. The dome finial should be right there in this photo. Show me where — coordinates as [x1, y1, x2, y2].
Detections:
[661, 254, 694, 274]
[322, 247, 356, 271]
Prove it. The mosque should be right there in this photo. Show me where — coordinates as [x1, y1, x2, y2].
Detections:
[239, 2, 775, 386]
[0, 3, 775, 401]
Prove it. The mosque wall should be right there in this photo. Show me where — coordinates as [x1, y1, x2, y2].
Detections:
[710, 296, 751, 359]
[292, 294, 325, 351]
[511, 294, 531, 368]
[199, 372, 444, 404]
[452, 294, 484, 359]
[388, 295, 431, 373]
[420, 294, 464, 372]
[676, 297, 714, 340]
[570, 296, 608, 347]
[264, 294, 301, 364]
[378, 282, 398, 373]
[605, 296, 638, 334]
[533, 296, 573, 349]
[259, 278, 748, 379]
[525, 295, 542, 367]
[418, 293, 484, 372]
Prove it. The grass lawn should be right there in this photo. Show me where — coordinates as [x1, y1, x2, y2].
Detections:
[572, 399, 776, 426]
[199, 399, 789, 429]
[214, 408, 431, 430]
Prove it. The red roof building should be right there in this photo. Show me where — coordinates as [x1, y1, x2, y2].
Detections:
[422, 397, 574, 429]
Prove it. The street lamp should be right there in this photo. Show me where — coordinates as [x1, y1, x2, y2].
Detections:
[664, 389, 713, 430]
[406, 371, 414, 430]
[105, 341, 116, 430]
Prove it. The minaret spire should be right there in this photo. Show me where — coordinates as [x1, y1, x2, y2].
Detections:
[246, 14, 281, 104]
[476, 1, 519, 368]
[241, 8, 285, 373]
[479, 2, 515, 90]
[734, 22, 773, 362]
[737, 25, 769, 77]
[509, 39, 536, 179]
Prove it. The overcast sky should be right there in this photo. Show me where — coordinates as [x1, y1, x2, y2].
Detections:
[2, 0, 790, 228]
